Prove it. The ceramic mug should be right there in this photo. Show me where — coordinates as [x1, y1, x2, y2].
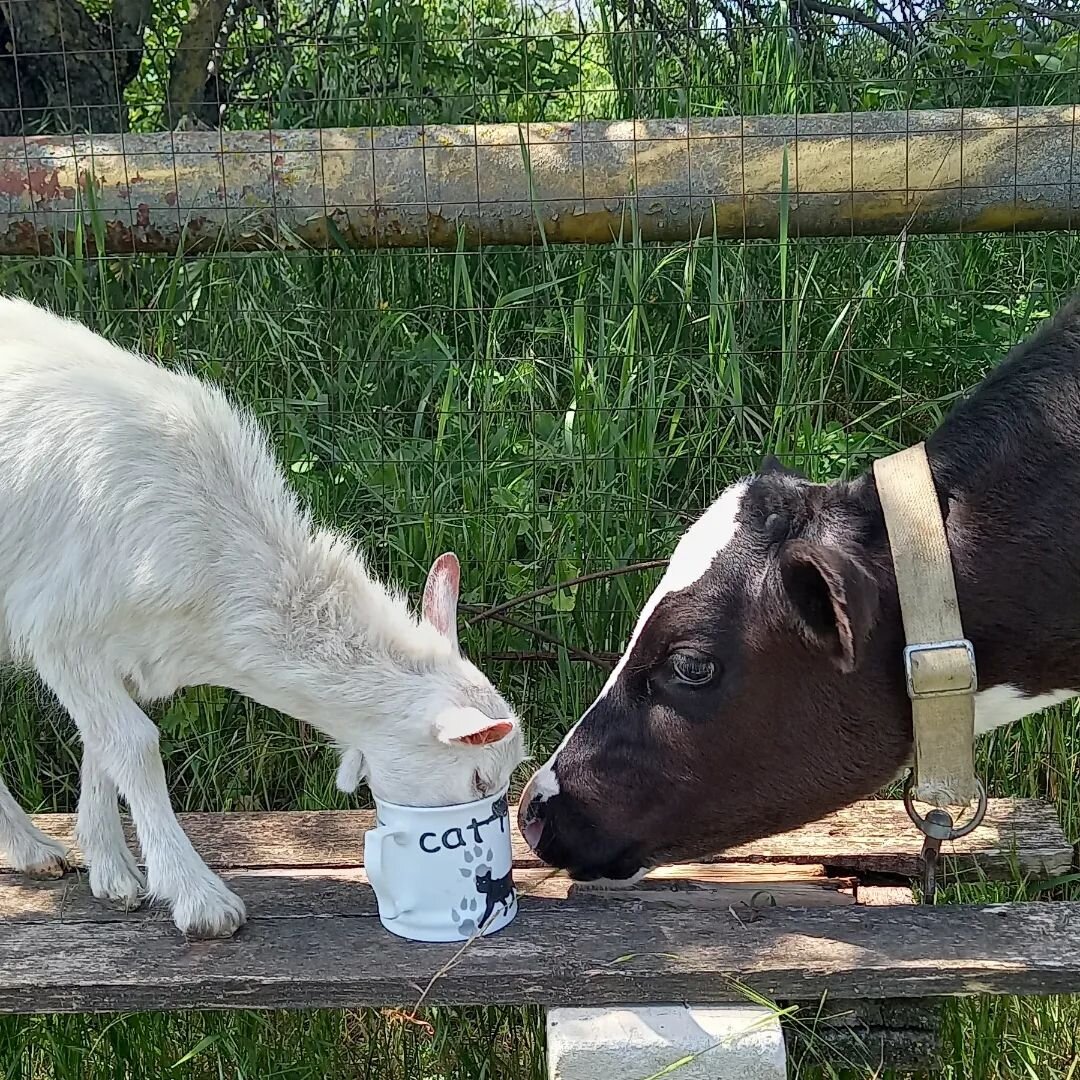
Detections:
[364, 787, 518, 942]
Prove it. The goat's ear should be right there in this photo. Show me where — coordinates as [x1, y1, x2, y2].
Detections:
[434, 706, 515, 747]
[778, 539, 879, 672]
[335, 748, 367, 794]
[759, 454, 806, 479]
[423, 552, 460, 648]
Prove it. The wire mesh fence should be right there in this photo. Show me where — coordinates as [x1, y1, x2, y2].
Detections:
[0, 0, 1079, 831]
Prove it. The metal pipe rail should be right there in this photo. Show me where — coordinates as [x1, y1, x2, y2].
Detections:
[0, 104, 1076, 254]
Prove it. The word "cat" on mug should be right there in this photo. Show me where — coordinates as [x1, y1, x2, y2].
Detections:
[419, 796, 508, 854]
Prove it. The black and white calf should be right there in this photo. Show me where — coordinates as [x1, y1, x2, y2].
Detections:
[519, 297, 1080, 882]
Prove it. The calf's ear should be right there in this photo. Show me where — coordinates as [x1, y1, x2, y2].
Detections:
[778, 539, 879, 672]
[759, 454, 806, 479]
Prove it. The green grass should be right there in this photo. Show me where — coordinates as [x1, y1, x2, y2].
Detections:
[0, 224, 1078, 1078]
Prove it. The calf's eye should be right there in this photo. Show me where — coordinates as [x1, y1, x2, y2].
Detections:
[670, 651, 716, 686]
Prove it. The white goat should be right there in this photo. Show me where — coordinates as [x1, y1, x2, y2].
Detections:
[0, 297, 525, 938]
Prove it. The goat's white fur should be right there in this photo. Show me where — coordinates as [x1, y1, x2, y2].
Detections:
[0, 297, 524, 937]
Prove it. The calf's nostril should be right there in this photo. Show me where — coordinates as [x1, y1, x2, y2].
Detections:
[520, 814, 545, 853]
[517, 782, 540, 829]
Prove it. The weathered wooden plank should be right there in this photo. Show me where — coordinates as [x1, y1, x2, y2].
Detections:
[853, 885, 916, 906]
[712, 798, 1073, 878]
[567, 863, 857, 909]
[16, 798, 1071, 878]
[0, 899, 1078, 1013]
[644, 863, 831, 882]
[0, 864, 857, 925]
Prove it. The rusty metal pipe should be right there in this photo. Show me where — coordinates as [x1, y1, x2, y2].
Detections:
[0, 105, 1077, 255]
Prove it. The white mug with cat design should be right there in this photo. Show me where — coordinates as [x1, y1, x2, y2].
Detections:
[364, 786, 518, 942]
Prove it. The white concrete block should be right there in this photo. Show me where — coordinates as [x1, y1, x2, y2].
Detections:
[547, 1004, 786, 1080]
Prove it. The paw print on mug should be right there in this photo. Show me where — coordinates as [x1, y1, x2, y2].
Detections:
[450, 894, 480, 935]
[451, 843, 500, 935]
[459, 843, 493, 877]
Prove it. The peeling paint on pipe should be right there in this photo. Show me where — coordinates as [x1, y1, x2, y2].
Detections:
[0, 105, 1077, 255]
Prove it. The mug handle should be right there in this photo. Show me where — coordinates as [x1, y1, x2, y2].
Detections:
[364, 826, 410, 920]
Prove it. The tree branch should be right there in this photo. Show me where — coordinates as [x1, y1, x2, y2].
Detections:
[213, 0, 343, 123]
[166, 0, 233, 128]
[465, 559, 668, 627]
[1011, 0, 1080, 24]
[460, 604, 615, 669]
[479, 650, 621, 665]
[797, 0, 913, 49]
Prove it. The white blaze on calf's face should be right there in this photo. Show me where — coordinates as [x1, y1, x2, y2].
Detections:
[523, 480, 750, 806]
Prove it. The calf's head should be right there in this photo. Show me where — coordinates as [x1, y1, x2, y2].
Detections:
[519, 461, 913, 880]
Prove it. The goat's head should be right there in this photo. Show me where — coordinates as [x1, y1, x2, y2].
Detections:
[518, 460, 913, 880]
[333, 552, 525, 807]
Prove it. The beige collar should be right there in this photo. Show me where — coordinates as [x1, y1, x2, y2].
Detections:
[872, 442, 980, 809]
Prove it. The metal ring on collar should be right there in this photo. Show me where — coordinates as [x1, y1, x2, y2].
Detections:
[902, 776, 988, 840]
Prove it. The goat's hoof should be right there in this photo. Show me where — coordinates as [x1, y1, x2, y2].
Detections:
[90, 858, 146, 910]
[24, 853, 69, 879]
[19, 836, 71, 879]
[172, 878, 247, 939]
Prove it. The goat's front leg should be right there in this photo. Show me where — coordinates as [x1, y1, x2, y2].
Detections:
[76, 747, 146, 909]
[0, 772, 69, 877]
[42, 666, 246, 938]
